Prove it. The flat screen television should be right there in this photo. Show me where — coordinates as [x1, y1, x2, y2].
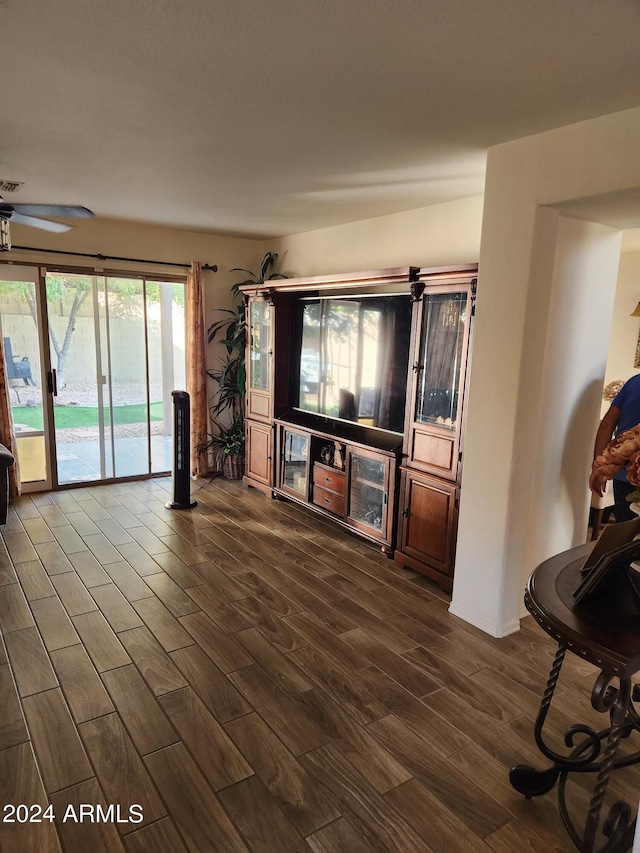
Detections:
[292, 294, 412, 434]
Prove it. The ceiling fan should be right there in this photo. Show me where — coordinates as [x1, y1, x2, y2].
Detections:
[0, 198, 94, 251]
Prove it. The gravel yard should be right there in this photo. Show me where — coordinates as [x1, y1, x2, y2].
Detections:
[10, 381, 164, 407]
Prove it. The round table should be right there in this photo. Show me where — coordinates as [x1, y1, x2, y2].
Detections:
[510, 543, 640, 853]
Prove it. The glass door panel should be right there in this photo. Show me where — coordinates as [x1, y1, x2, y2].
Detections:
[415, 292, 467, 429]
[282, 429, 309, 496]
[147, 280, 185, 474]
[250, 300, 271, 391]
[349, 453, 386, 532]
[100, 276, 149, 479]
[46, 272, 104, 484]
[0, 265, 50, 487]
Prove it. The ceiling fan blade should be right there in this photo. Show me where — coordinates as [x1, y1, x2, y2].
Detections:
[9, 204, 94, 218]
[9, 212, 72, 233]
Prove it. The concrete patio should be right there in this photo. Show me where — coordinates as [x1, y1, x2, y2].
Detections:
[55, 433, 173, 483]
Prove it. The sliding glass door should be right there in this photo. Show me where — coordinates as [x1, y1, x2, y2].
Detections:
[0, 265, 50, 489]
[45, 271, 186, 485]
[0, 262, 186, 489]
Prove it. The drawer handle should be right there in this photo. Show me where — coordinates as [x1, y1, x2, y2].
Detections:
[324, 498, 331, 504]
[325, 476, 331, 483]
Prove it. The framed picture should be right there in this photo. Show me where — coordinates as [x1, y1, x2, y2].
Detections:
[580, 517, 640, 573]
[574, 538, 640, 608]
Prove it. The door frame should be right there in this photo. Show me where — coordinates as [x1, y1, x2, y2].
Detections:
[35, 264, 56, 492]
[0, 259, 187, 492]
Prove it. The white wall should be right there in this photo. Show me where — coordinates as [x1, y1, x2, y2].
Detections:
[529, 219, 621, 557]
[451, 107, 640, 636]
[604, 250, 640, 394]
[269, 196, 484, 275]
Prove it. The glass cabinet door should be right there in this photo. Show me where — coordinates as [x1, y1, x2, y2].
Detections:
[415, 292, 467, 430]
[249, 299, 271, 391]
[282, 429, 309, 497]
[349, 453, 386, 532]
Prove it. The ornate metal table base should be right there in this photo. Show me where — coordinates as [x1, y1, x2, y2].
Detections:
[510, 642, 640, 853]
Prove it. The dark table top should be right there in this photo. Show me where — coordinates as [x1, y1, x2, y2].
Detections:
[525, 543, 640, 677]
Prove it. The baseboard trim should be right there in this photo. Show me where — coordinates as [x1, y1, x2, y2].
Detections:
[448, 602, 521, 638]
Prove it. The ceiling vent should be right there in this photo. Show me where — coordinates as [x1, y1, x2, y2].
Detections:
[0, 180, 24, 193]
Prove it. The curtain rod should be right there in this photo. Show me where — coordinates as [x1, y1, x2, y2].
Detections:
[11, 245, 217, 272]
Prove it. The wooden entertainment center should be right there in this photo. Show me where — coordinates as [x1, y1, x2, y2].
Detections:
[240, 264, 477, 591]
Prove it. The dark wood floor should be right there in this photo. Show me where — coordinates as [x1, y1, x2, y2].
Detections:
[0, 476, 637, 852]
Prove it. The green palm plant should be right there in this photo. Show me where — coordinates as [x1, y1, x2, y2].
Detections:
[230, 251, 288, 289]
[206, 298, 246, 425]
[203, 252, 286, 473]
[204, 289, 246, 468]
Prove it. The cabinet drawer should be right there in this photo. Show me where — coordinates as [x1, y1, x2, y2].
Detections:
[313, 485, 346, 516]
[313, 466, 346, 496]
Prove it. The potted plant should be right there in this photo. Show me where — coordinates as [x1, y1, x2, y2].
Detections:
[205, 414, 246, 480]
[203, 252, 286, 478]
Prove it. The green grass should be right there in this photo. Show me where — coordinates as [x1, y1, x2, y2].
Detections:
[12, 402, 164, 430]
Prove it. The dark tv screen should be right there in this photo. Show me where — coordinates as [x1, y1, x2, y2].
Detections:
[295, 295, 412, 433]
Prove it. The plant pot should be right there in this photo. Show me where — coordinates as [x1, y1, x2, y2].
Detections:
[222, 454, 245, 480]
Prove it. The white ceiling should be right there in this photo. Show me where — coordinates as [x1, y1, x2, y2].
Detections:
[3, 0, 640, 239]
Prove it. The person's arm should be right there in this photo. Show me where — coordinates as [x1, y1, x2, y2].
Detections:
[593, 406, 621, 458]
[589, 405, 621, 496]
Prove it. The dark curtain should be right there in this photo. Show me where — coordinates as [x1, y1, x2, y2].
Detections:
[373, 301, 412, 432]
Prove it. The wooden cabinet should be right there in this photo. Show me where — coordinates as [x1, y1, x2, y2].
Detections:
[245, 421, 273, 489]
[240, 265, 476, 587]
[243, 292, 294, 493]
[274, 419, 399, 551]
[397, 470, 458, 589]
[243, 295, 275, 493]
[395, 268, 476, 587]
[404, 280, 474, 481]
